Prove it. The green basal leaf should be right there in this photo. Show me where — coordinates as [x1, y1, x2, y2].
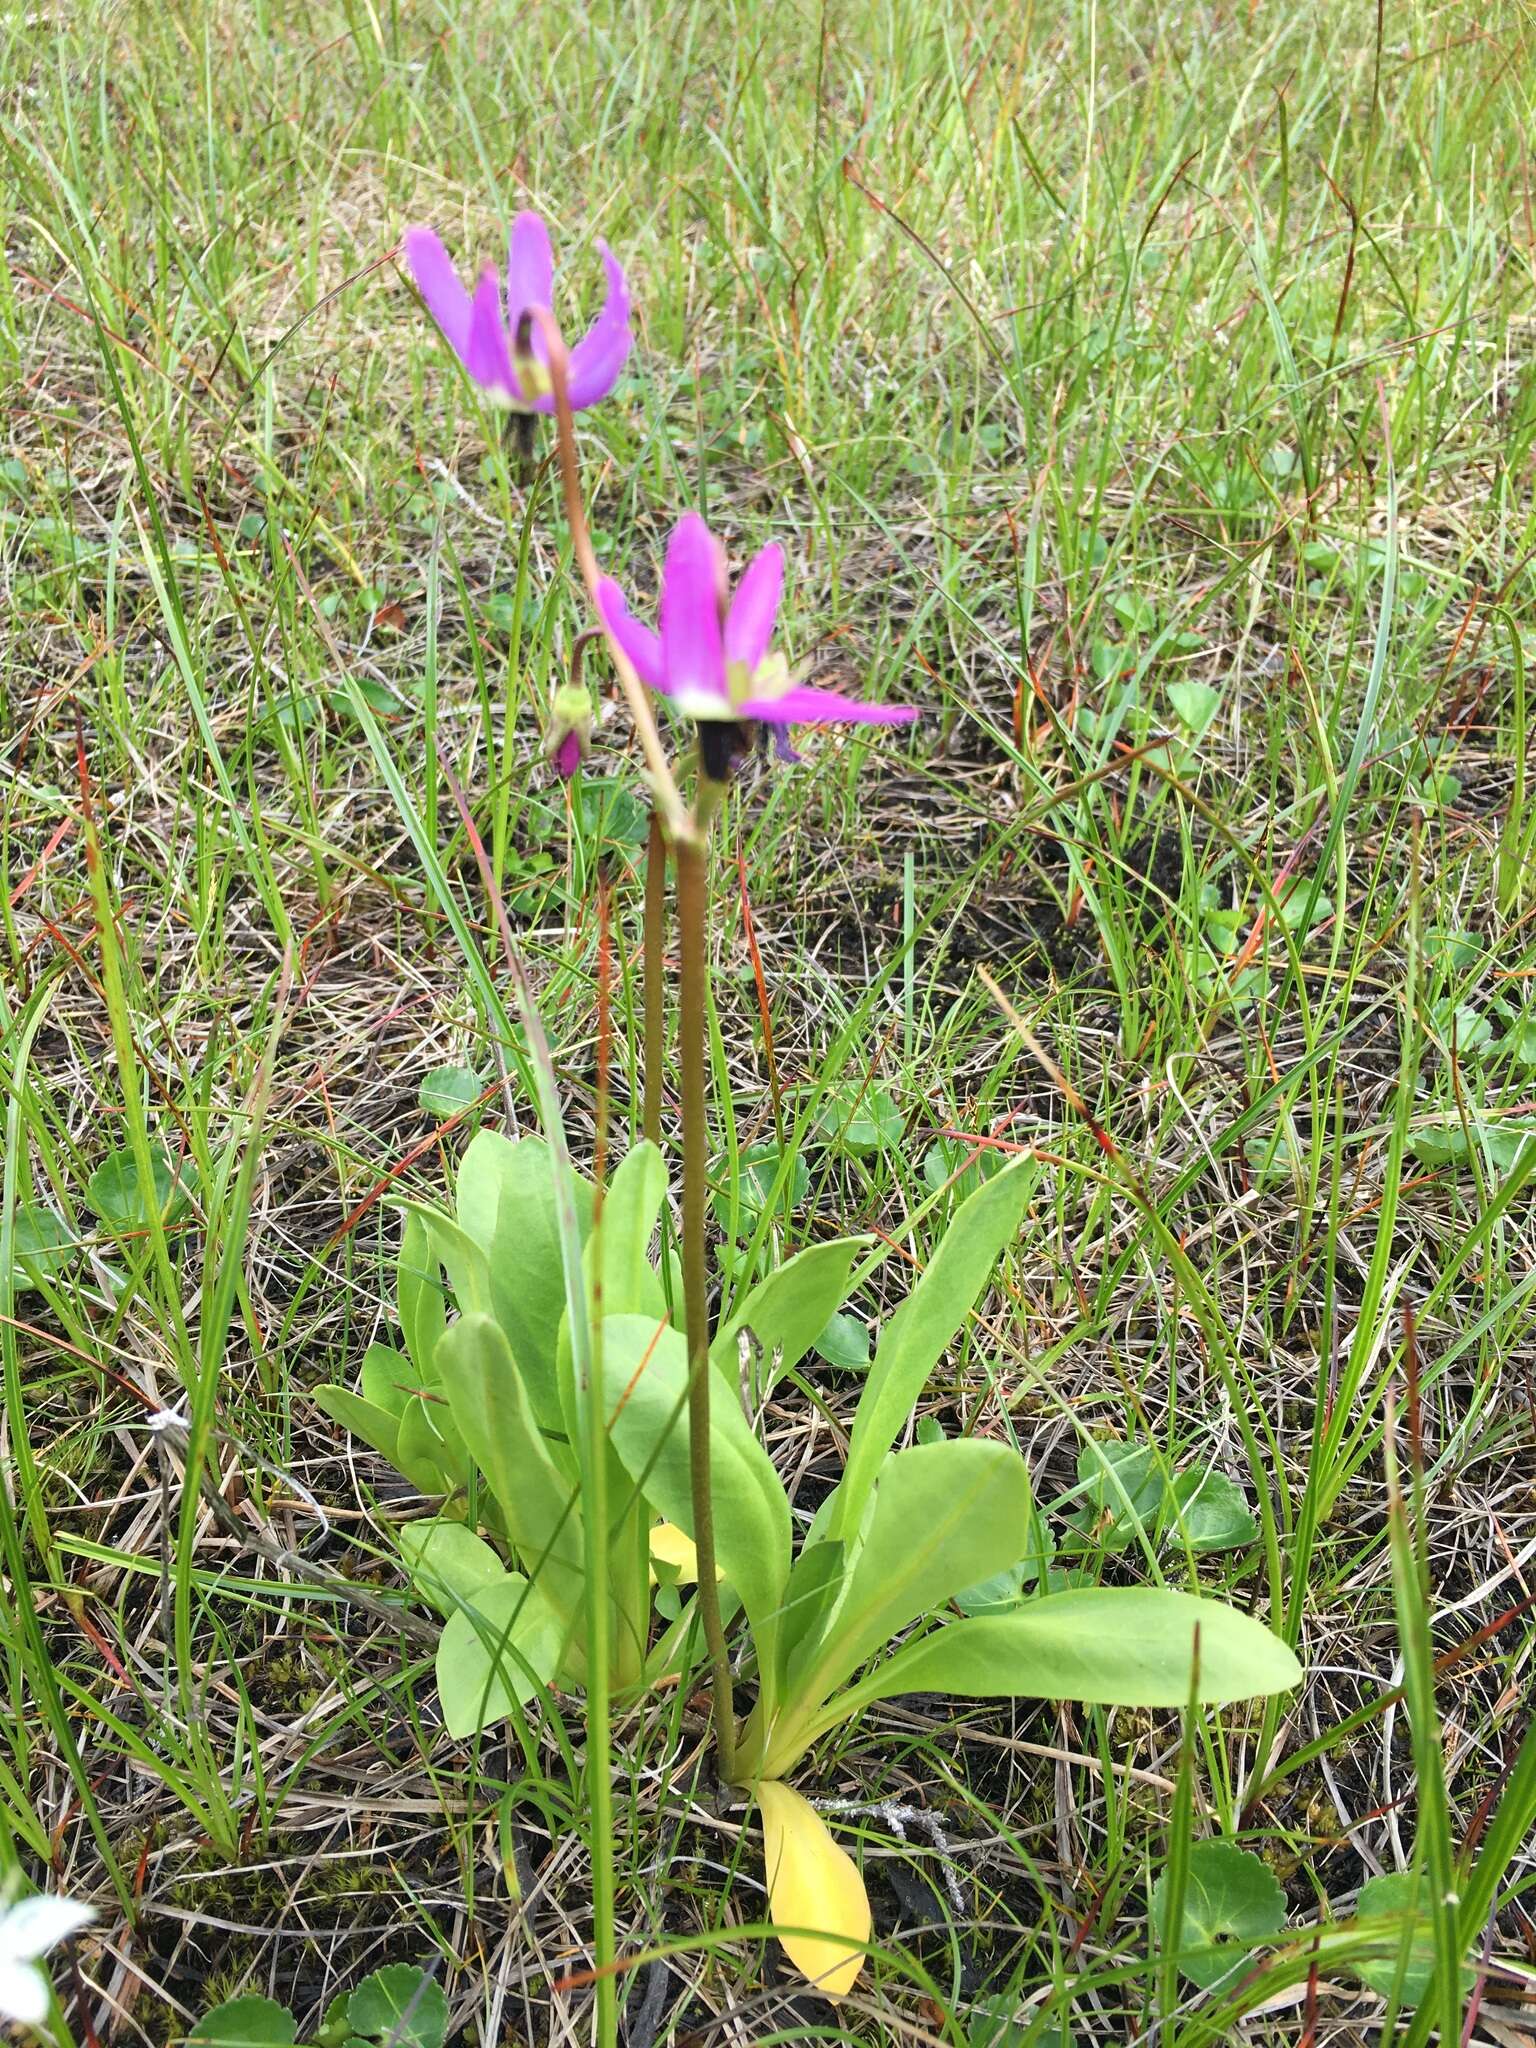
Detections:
[358, 1341, 412, 1419]
[1151, 1839, 1286, 1989]
[397, 1210, 447, 1384]
[586, 1140, 666, 1320]
[773, 1540, 846, 1691]
[789, 1440, 1034, 1712]
[400, 1202, 494, 1320]
[396, 1389, 473, 1497]
[397, 1518, 506, 1620]
[451, 1132, 593, 1429]
[711, 1236, 867, 1386]
[601, 1312, 791, 1685]
[436, 1573, 565, 1737]
[432, 1313, 585, 1626]
[311, 1384, 402, 1468]
[834, 1154, 1036, 1543]
[808, 1587, 1300, 1737]
[955, 1504, 1053, 1613]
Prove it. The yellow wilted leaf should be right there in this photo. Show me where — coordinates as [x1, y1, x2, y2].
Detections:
[757, 1779, 871, 1999]
[649, 1521, 700, 1584]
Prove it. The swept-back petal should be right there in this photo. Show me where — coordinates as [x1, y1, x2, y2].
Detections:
[404, 228, 473, 359]
[506, 210, 555, 319]
[559, 242, 633, 412]
[595, 577, 666, 689]
[660, 515, 727, 705]
[463, 268, 517, 398]
[738, 682, 919, 726]
[724, 542, 784, 678]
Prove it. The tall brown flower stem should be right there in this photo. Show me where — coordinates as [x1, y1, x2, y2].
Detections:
[515, 310, 736, 1781]
[677, 768, 736, 1780]
[642, 812, 667, 1147]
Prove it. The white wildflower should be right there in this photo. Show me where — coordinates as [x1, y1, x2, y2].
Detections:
[0, 1894, 95, 2026]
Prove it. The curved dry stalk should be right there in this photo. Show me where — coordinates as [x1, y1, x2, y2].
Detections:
[517, 305, 693, 846]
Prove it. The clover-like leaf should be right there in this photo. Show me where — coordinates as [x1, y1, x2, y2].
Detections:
[813, 1312, 870, 1372]
[1163, 1470, 1258, 1553]
[818, 1087, 904, 1154]
[188, 1995, 297, 2046]
[1151, 1840, 1286, 1989]
[418, 1065, 484, 1122]
[714, 1143, 809, 1237]
[6, 1202, 77, 1291]
[1351, 1871, 1474, 2009]
[1064, 1438, 1164, 1552]
[346, 1963, 448, 2047]
[1168, 681, 1221, 735]
[575, 777, 649, 849]
[921, 1138, 1001, 1196]
[86, 1143, 193, 1230]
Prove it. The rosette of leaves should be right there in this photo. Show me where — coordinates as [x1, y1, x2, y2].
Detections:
[596, 1154, 1301, 1995]
[311, 1131, 863, 1735]
[317, 1141, 1299, 1997]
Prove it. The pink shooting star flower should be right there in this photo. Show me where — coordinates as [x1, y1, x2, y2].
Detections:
[403, 212, 632, 413]
[595, 514, 917, 773]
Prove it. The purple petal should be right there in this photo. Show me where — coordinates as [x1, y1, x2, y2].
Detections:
[464, 267, 517, 397]
[738, 682, 920, 726]
[506, 211, 555, 318]
[557, 241, 633, 411]
[724, 542, 784, 677]
[404, 228, 473, 359]
[661, 515, 728, 707]
[596, 577, 666, 689]
[553, 729, 582, 779]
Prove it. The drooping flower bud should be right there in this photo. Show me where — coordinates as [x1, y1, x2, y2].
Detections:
[547, 682, 595, 780]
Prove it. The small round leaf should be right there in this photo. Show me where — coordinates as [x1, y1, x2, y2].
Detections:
[418, 1066, 484, 1122]
[7, 1202, 77, 1291]
[346, 1964, 447, 2048]
[1151, 1839, 1286, 1989]
[813, 1312, 870, 1372]
[188, 1995, 298, 2046]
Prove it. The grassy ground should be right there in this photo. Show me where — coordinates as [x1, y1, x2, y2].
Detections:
[4, 0, 1536, 2040]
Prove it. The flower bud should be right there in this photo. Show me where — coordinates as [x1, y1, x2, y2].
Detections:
[547, 682, 594, 780]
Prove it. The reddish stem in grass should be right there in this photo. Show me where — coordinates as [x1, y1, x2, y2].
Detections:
[737, 840, 783, 1146]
